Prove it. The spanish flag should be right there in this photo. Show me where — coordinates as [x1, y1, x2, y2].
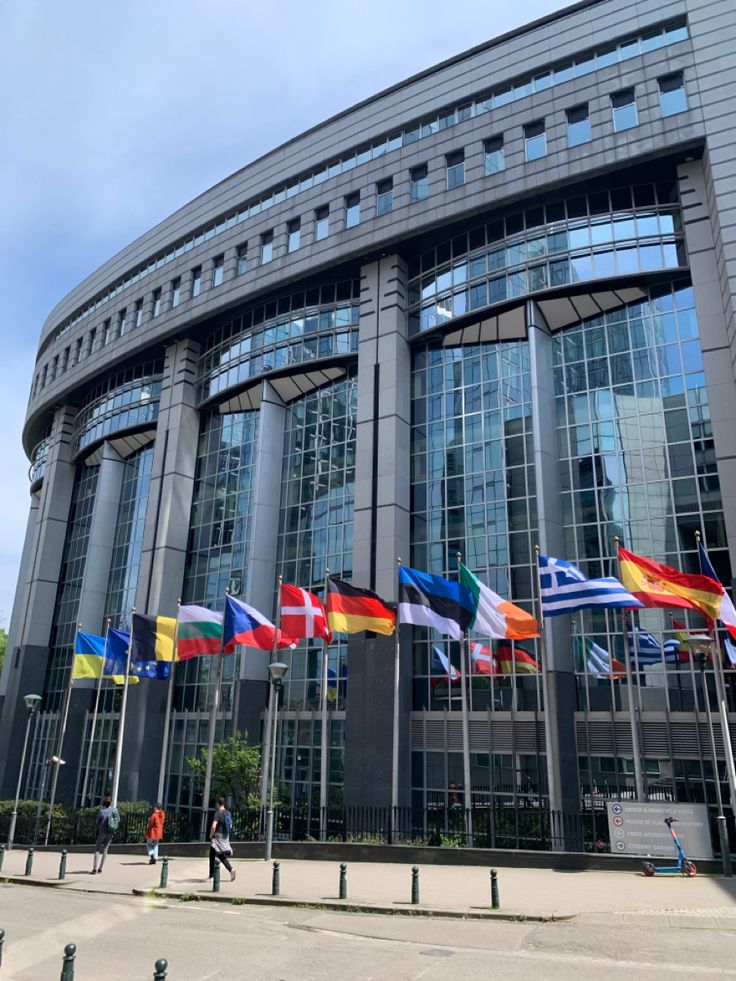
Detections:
[131, 614, 177, 663]
[326, 576, 396, 636]
[618, 546, 723, 619]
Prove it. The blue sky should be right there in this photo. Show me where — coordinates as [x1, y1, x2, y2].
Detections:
[0, 0, 563, 622]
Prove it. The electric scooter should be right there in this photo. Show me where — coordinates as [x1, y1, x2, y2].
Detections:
[642, 816, 697, 877]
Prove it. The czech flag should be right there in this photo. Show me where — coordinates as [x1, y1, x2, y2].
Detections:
[224, 595, 295, 653]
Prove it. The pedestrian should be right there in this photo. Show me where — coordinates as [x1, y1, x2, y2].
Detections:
[208, 796, 236, 882]
[145, 802, 166, 865]
[92, 795, 120, 874]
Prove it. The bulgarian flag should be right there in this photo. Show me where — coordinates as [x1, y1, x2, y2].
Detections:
[176, 604, 224, 661]
[460, 563, 539, 640]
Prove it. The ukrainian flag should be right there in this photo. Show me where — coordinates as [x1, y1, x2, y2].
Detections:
[73, 631, 137, 685]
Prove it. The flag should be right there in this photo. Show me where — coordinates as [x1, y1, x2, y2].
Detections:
[131, 614, 176, 663]
[496, 641, 538, 674]
[280, 584, 332, 643]
[460, 563, 538, 640]
[73, 632, 106, 680]
[177, 605, 224, 661]
[697, 540, 736, 638]
[574, 637, 625, 679]
[95, 628, 140, 685]
[539, 555, 642, 617]
[223, 595, 294, 653]
[398, 566, 474, 640]
[325, 577, 395, 636]
[618, 546, 723, 618]
[725, 635, 736, 667]
[628, 629, 680, 665]
[431, 645, 460, 684]
[469, 642, 501, 677]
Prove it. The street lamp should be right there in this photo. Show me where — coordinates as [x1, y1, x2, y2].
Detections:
[264, 661, 288, 861]
[7, 693, 41, 851]
[688, 634, 732, 877]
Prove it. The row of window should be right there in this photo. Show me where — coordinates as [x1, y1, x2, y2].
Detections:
[43, 19, 688, 354]
[32, 71, 688, 400]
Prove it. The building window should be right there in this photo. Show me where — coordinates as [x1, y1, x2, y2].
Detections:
[134, 299, 143, 328]
[261, 231, 273, 264]
[74, 337, 83, 365]
[87, 328, 96, 357]
[117, 309, 126, 338]
[345, 192, 360, 229]
[213, 255, 224, 287]
[152, 289, 161, 318]
[659, 73, 687, 117]
[611, 88, 638, 132]
[236, 244, 247, 276]
[171, 277, 181, 308]
[287, 218, 301, 253]
[61, 346, 70, 372]
[376, 178, 393, 216]
[410, 164, 429, 202]
[445, 150, 465, 189]
[524, 120, 547, 161]
[40, 365, 47, 389]
[567, 104, 591, 147]
[315, 206, 330, 241]
[192, 266, 202, 298]
[484, 136, 504, 175]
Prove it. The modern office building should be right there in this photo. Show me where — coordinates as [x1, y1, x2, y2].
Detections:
[2, 0, 736, 835]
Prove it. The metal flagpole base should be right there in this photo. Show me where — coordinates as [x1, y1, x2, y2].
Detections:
[717, 815, 733, 878]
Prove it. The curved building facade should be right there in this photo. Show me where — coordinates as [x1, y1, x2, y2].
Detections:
[3, 0, 736, 834]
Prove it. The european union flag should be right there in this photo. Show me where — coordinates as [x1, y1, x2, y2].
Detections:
[105, 627, 130, 677]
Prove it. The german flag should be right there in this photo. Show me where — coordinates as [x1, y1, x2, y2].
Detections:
[496, 641, 539, 674]
[326, 577, 396, 636]
[131, 614, 177, 663]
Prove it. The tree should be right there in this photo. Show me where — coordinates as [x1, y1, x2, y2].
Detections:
[0, 626, 7, 677]
[187, 731, 262, 808]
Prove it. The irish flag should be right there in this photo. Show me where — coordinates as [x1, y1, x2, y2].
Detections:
[460, 563, 539, 640]
[177, 605, 224, 661]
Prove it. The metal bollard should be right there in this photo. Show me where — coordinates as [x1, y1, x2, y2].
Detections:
[411, 866, 420, 905]
[339, 862, 347, 900]
[490, 868, 500, 909]
[212, 859, 221, 893]
[159, 856, 169, 889]
[272, 860, 280, 896]
[0, 927, 5, 968]
[60, 942, 76, 981]
[0, 845, 4, 874]
[153, 957, 168, 980]
[59, 850, 67, 881]
[25, 848, 34, 876]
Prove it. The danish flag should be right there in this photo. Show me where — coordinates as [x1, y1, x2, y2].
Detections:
[470, 642, 501, 677]
[280, 584, 332, 644]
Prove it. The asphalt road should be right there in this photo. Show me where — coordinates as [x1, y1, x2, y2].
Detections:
[2, 882, 736, 980]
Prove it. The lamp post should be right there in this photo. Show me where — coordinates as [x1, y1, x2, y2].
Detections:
[7, 694, 41, 851]
[264, 661, 288, 861]
[689, 634, 732, 877]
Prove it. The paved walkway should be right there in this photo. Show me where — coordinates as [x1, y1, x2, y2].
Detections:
[3, 847, 736, 921]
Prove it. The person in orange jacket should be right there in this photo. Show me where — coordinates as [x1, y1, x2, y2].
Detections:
[145, 803, 166, 864]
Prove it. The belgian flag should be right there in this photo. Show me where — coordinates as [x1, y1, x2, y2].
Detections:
[131, 614, 177, 664]
[326, 576, 396, 636]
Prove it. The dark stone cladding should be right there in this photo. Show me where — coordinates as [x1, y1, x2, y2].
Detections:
[26, 0, 704, 454]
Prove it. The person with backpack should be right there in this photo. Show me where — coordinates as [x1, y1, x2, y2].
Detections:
[92, 795, 120, 874]
[208, 797, 236, 881]
[145, 802, 166, 864]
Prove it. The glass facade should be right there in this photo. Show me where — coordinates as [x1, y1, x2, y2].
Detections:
[408, 182, 684, 335]
[72, 363, 162, 454]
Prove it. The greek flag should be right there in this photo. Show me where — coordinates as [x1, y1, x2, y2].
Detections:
[539, 555, 643, 617]
[628, 629, 680, 664]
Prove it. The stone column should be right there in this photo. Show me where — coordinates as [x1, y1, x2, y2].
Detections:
[345, 255, 411, 808]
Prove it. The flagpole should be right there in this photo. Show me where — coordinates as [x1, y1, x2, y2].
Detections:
[81, 618, 110, 807]
[456, 552, 473, 847]
[44, 622, 81, 844]
[319, 568, 330, 842]
[157, 599, 180, 806]
[533, 546, 560, 837]
[261, 575, 282, 816]
[613, 538, 645, 800]
[201, 591, 228, 838]
[390, 557, 402, 844]
[111, 610, 134, 807]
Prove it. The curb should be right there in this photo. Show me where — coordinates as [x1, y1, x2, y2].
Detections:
[130, 887, 576, 922]
[2, 875, 69, 888]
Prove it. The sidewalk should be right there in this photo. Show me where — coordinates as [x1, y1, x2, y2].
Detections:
[3, 847, 736, 921]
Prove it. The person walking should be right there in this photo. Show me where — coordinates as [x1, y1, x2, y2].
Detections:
[92, 795, 120, 874]
[208, 796, 236, 881]
[145, 802, 166, 864]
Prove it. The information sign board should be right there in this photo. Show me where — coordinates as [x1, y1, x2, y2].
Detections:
[605, 801, 713, 858]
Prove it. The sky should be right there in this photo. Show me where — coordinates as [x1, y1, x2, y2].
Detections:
[0, 0, 565, 624]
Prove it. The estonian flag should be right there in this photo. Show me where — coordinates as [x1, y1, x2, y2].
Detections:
[398, 566, 474, 640]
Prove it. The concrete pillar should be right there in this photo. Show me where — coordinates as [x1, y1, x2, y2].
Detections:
[0, 407, 77, 797]
[117, 339, 200, 803]
[527, 301, 580, 827]
[345, 255, 411, 808]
